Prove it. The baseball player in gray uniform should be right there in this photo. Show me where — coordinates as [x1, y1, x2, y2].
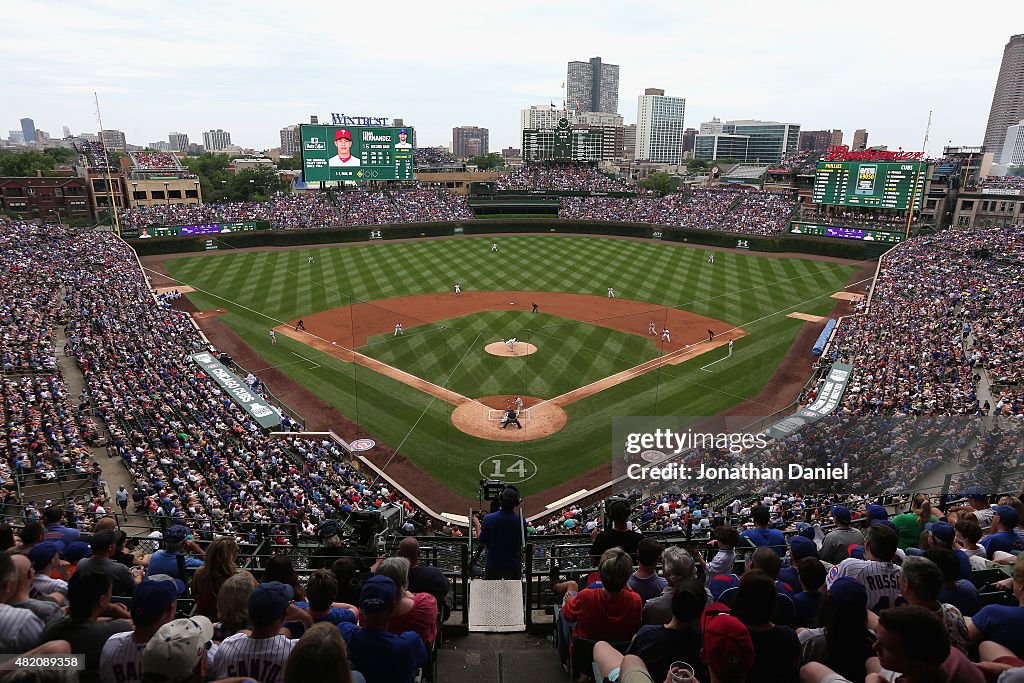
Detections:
[648, 321, 657, 336]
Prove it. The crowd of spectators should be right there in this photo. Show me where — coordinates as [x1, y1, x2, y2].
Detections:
[0, 223, 61, 373]
[772, 150, 824, 173]
[978, 175, 1024, 191]
[74, 140, 115, 169]
[799, 206, 911, 231]
[830, 224, 1024, 416]
[559, 188, 793, 234]
[129, 152, 181, 171]
[412, 147, 459, 166]
[390, 188, 474, 222]
[496, 163, 646, 193]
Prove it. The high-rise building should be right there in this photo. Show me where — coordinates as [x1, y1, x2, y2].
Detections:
[682, 128, 698, 155]
[521, 105, 571, 132]
[623, 124, 636, 160]
[566, 57, 620, 114]
[1001, 119, 1024, 165]
[280, 125, 300, 157]
[203, 129, 232, 151]
[984, 35, 1024, 162]
[635, 88, 686, 164]
[694, 119, 800, 163]
[830, 130, 844, 147]
[452, 126, 489, 158]
[100, 129, 127, 151]
[168, 132, 190, 152]
[148, 141, 171, 152]
[20, 118, 36, 145]
[852, 129, 869, 151]
[576, 112, 625, 160]
[8, 131, 24, 144]
[799, 130, 833, 152]
[62, 126, 71, 139]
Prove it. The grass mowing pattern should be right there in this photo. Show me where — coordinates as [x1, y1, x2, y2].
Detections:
[166, 236, 859, 500]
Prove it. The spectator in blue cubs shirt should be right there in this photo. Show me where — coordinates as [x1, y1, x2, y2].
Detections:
[339, 575, 426, 683]
[980, 506, 1024, 560]
[741, 506, 786, 556]
[146, 526, 203, 579]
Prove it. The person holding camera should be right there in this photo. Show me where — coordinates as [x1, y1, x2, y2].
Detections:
[473, 486, 526, 580]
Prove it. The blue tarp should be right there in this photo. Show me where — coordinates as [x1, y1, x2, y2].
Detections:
[812, 319, 837, 356]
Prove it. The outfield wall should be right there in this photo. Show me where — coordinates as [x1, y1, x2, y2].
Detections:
[129, 219, 876, 260]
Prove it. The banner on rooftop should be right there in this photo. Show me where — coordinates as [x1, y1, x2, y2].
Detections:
[190, 353, 281, 429]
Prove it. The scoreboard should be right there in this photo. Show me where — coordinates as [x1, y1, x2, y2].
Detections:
[789, 222, 904, 243]
[301, 125, 414, 182]
[812, 161, 925, 210]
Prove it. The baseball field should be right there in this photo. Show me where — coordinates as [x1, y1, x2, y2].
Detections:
[160, 235, 862, 510]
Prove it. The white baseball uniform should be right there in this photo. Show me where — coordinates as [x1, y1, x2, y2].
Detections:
[212, 632, 296, 683]
[514, 396, 524, 415]
[269, 330, 276, 345]
[661, 328, 671, 343]
[491, 243, 498, 252]
[826, 558, 902, 613]
[454, 283, 461, 294]
[395, 323, 403, 336]
[507, 338, 517, 353]
[100, 631, 219, 683]
[307, 256, 314, 264]
[648, 322, 657, 336]
[728, 340, 734, 356]
[708, 253, 714, 263]
[607, 287, 615, 298]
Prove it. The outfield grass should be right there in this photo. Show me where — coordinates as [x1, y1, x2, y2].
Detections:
[165, 235, 859, 500]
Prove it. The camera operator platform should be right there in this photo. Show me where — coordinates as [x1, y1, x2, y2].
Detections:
[467, 481, 528, 632]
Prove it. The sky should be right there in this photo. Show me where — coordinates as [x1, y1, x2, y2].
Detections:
[1, 0, 1017, 155]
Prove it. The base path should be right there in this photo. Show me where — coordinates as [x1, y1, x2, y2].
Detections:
[484, 341, 538, 357]
[451, 396, 567, 441]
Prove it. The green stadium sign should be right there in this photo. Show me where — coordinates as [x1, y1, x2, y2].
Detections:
[812, 161, 925, 211]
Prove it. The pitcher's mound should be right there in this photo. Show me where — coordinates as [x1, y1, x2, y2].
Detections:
[484, 342, 538, 357]
[452, 395, 566, 441]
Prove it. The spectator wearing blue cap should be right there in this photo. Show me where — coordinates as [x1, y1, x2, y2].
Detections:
[819, 506, 864, 565]
[339, 575, 426, 683]
[146, 526, 203, 580]
[212, 581, 312, 683]
[949, 487, 995, 533]
[28, 540, 69, 600]
[98, 575, 182, 683]
[980, 506, 1024, 560]
[904, 522, 972, 581]
[864, 504, 889, 524]
[780, 535, 819, 594]
[798, 576, 874, 682]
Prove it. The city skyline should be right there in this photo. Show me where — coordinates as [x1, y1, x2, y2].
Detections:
[1, 1, 1018, 156]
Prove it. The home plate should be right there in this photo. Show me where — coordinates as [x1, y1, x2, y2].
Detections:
[787, 312, 828, 323]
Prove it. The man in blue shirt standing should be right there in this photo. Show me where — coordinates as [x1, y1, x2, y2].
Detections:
[146, 526, 203, 579]
[476, 486, 525, 580]
[740, 505, 786, 556]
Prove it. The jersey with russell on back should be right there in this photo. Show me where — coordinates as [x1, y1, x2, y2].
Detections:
[826, 558, 903, 612]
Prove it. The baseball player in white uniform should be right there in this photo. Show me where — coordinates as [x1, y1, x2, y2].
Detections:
[491, 242, 498, 252]
[648, 321, 657, 336]
[607, 287, 615, 298]
[308, 255, 314, 264]
[454, 283, 461, 294]
[661, 327, 671, 343]
[728, 339, 734, 357]
[514, 395, 524, 416]
[707, 252, 714, 264]
[394, 322, 404, 336]
[269, 330, 276, 345]
[507, 338, 517, 353]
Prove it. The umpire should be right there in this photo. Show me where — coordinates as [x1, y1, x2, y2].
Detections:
[500, 408, 522, 429]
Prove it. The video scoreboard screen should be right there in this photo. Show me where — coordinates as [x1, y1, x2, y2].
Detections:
[812, 161, 924, 211]
[301, 125, 414, 182]
[789, 222, 904, 243]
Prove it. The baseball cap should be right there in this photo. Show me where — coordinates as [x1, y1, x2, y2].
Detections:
[248, 581, 294, 622]
[148, 573, 187, 595]
[90, 530, 117, 552]
[796, 523, 817, 540]
[993, 505, 1020, 527]
[828, 577, 868, 608]
[865, 504, 889, 521]
[317, 520, 339, 539]
[926, 521, 956, 545]
[962, 486, 987, 500]
[831, 505, 851, 523]
[141, 616, 213, 683]
[359, 574, 397, 613]
[28, 541, 65, 570]
[708, 574, 740, 601]
[335, 129, 352, 141]
[701, 607, 754, 676]
[164, 526, 188, 544]
[132, 578, 180, 621]
[399, 128, 408, 134]
[848, 544, 866, 560]
[62, 541, 93, 563]
[788, 535, 818, 561]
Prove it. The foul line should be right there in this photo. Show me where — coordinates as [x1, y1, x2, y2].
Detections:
[700, 354, 731, 372]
